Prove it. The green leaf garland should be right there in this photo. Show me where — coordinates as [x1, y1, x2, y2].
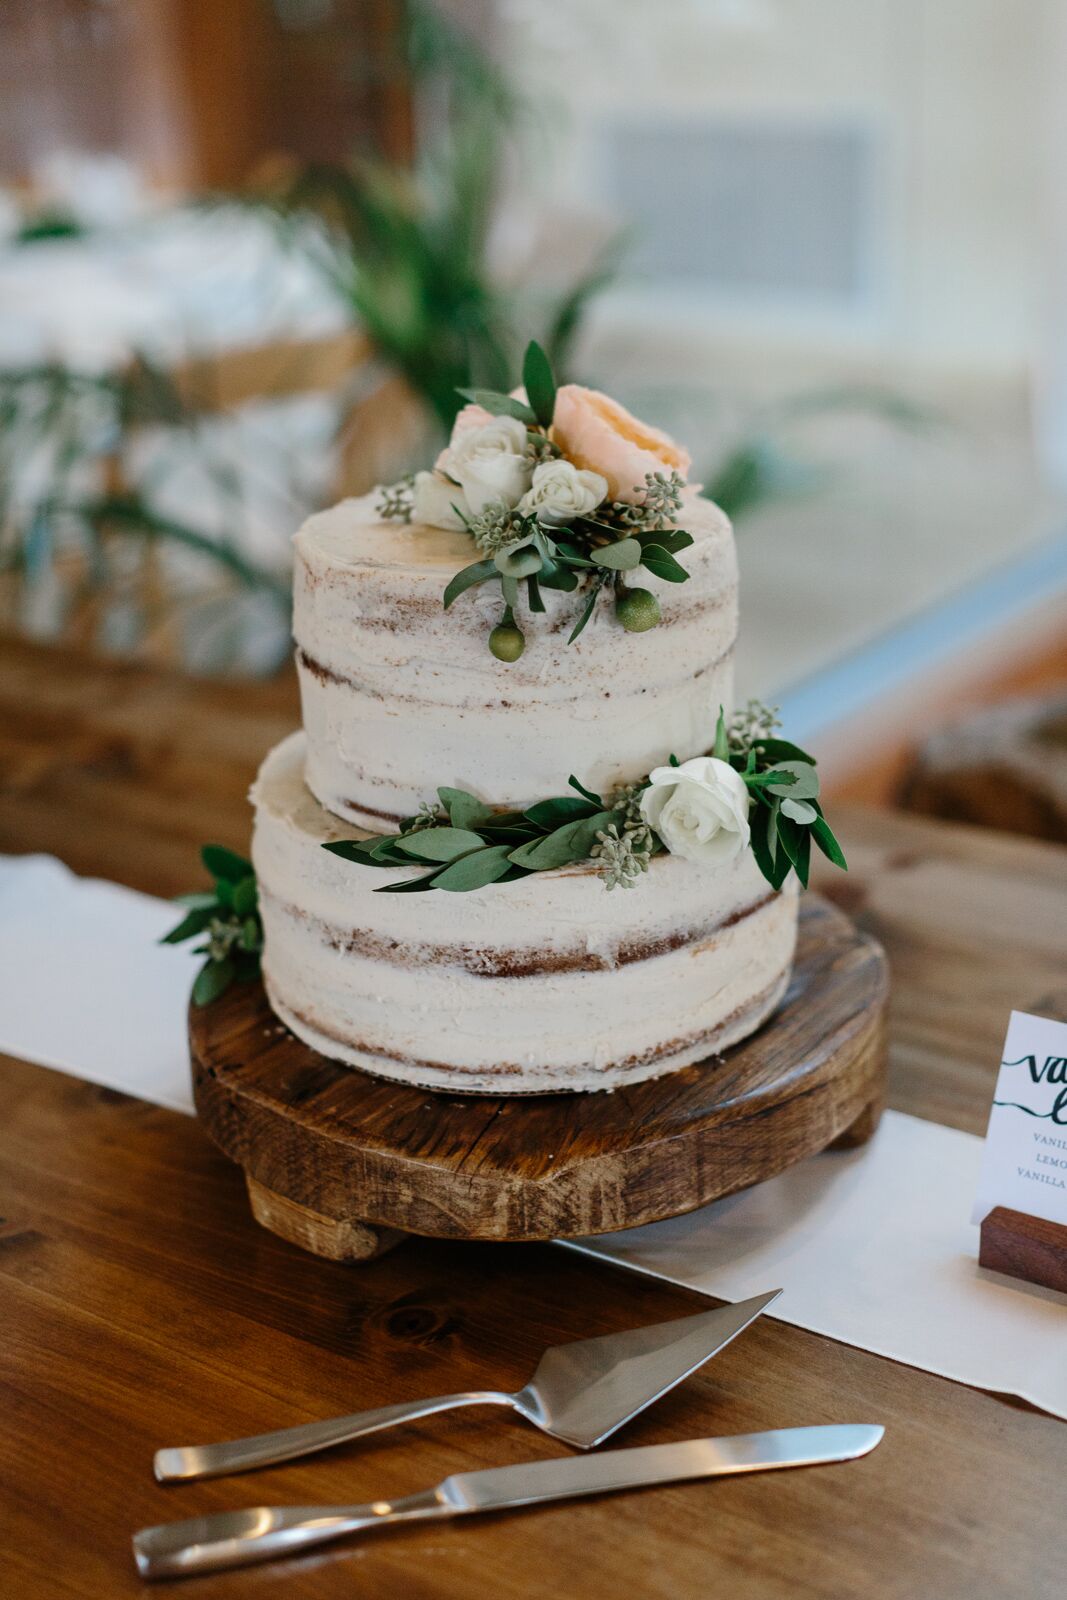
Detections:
[321, 704, 847, 900]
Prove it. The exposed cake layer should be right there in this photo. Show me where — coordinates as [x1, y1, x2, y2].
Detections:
[293, 491, 737, 829]
[252, 733, 798, 1095]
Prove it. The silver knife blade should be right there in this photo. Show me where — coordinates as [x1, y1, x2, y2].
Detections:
[131, 1426, 885, 1577]
[439, 1424, 885, 1514]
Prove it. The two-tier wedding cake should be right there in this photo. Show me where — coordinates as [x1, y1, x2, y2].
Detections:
[245, 345, 845, 1094]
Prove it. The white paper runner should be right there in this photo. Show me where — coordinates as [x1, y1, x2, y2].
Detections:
[1, 852, 1064, 1418]
[0, 854, 196, 1115]
[567, 1111, 1067, 1420]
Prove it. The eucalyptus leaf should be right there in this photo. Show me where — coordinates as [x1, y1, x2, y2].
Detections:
[665, 529, 694, 552]
[524, 795, 598, 828]
[640, 544, 689, 582]
[772, 808, 811, 886]
[476, 809, 532, 832]
[634, 528, 691, 553]
[568, 775, 603, 805]
[563, 809, 619, 857]
[509, 809, 615, 870]
[538, 563, 578, 592]
[811, 816, 848, 869]
[756, 737, 817, 765]
[793, 826, 812, 888]
[781, 797, 818, 825]
[713, 707, 729, 761]
[749, 809, 777, 885]
[431, 844, 515, 891]
[438, 787, 492, 830]
[322, 839, 384, 865]
[507, 831, 579, 872]
[501, 574, 520, 607]
[394, 826, 486, 862]
[567, 584, 600, 643]
[456, 387, 536, 426]
[591, 537, 642, 571]
[522, 340, 557, 429]
[527, 573, 546, 612]
[553, 538, 597, 568]
[764, 760, 820, 800]
[161, 905, 214, 945]
[201, 844, 252, 883]
[375, 868, 445, 893]
[443, 558, 497, 609]
[494, 542, 542, 578]
[192, 957, 235, 1006]
[232, 875, 258, 918]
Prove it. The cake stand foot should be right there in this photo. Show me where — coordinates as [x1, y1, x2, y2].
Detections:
[245, 1176, 406, 1263]
[830, 1097, 884, 1150]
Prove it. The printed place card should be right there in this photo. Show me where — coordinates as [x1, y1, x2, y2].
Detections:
[973, 1011, 1067, 1228]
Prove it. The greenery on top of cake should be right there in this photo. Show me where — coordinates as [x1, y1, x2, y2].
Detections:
[376, 341, 697, 659]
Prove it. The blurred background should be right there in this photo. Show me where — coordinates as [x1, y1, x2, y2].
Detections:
[2, 0, 1066, 826]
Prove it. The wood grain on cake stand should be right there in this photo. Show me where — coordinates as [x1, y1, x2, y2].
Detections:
[191, 894, 888, 1262]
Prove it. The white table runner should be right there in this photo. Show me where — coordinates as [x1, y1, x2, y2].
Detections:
[1, 852, 1063, 1420]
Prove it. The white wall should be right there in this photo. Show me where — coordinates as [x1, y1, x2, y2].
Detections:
[495, 0, 1056, 385]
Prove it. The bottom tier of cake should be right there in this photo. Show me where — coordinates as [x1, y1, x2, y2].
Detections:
[251, 732, 800, 1094]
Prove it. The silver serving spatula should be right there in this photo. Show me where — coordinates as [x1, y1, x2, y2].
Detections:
[135, 1422, 884, 1579]
[155, 1289, 781, 1483]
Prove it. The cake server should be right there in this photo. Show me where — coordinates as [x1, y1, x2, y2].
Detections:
[135, 1422, 883, 1579]
[154, 1288, 781, 1483]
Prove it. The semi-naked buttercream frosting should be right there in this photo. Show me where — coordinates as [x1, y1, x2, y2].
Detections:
[252, 733, 799, 1094]
[293, 491, 737, 830]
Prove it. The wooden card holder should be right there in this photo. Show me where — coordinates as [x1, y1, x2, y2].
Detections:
[979, 1206, 1067, 1295]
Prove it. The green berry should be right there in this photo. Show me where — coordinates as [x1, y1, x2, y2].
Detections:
[488, 622, 525, 661]
[615, 587, 661, 633]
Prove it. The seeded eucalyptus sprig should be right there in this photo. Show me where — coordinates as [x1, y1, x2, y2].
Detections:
[379, 340, 697, 660]
[162, 844, 263, 1004]
[375, 474, 414, 523]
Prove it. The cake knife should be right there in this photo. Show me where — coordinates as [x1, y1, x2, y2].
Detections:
[134, 1423, 884, 1578]
[155, 1289, 781, 1482]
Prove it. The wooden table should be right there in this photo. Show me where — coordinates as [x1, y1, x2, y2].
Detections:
[2, 636, 1066, 1599]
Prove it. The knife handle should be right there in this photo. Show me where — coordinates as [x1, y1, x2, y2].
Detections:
[132, 1490, 448, 1580]
[153, 1390, 515, 1482]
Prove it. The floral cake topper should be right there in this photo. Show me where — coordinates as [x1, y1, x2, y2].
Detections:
[377, 341, 698, 659]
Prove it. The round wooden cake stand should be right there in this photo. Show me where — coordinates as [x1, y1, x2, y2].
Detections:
[190, 894, 888, 1264]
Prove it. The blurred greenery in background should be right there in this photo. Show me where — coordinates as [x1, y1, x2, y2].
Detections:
[0, 0, 924, 673]
[264, 0, 623, 432]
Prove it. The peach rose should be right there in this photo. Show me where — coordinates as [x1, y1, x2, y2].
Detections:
[551, 385, 691, 503]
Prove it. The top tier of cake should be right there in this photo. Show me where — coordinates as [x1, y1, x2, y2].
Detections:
[293, 490, 738, 829]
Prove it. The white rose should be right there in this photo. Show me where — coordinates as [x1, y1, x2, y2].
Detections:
[442, 416, 533, 515]
[412, 470, 470, 531]
[518, 459, 608, 525]
[639, 756, 751, 867]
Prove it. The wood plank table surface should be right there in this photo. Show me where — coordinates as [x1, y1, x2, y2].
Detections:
[2, 635, 1066, 1599]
